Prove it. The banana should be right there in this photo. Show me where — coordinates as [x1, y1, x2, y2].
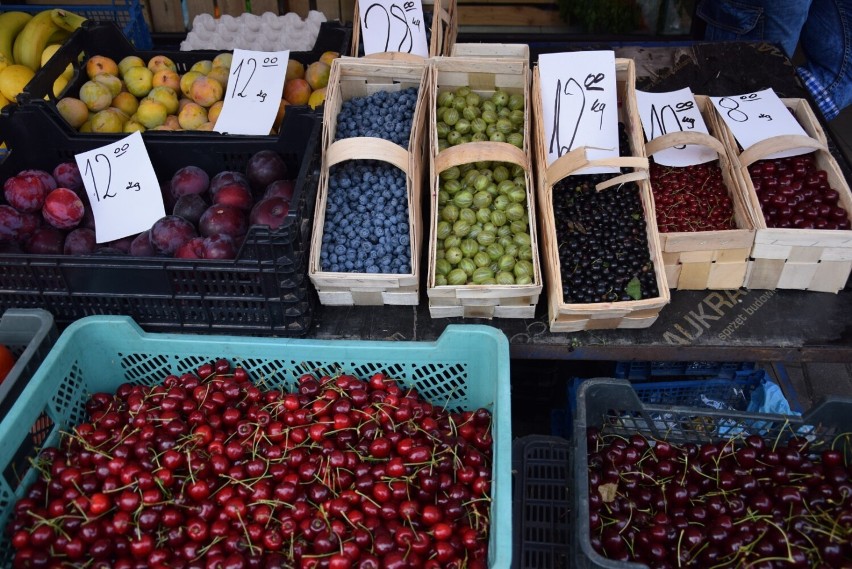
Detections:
[51, 9, 87, 33]
[13, 10, 62, 72]
[0, 11, 32, 64]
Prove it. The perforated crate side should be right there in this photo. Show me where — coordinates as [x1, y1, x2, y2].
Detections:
[0, 309, 58, 421]
[613, 360, 757, 380]
[0, 319, 512, 568]
[513, 436, 572, 569]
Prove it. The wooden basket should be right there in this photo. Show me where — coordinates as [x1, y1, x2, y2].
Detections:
[531, 62, 670, 332]
[450, 43, 530, 62]
[648, 95, 756, 290]
[426, 56, 542, 318]
[308, 58, 429, 305]
[351, 0, 457, 57]
[719, 98, 852, 292]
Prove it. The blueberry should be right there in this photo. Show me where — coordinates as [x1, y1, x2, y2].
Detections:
[367, 265, 380, 273]
[345, 260, 354, 270]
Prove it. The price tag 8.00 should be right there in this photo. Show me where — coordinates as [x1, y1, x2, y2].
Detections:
[710, 88, 810, 159]
[214, 49, 290, 136]
[359, 0, 429, 58]
[74, 131, 165, 243]
[635, 87, 716, 167]
[538, 51, 619, 173]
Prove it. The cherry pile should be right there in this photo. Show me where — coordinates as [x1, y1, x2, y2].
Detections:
[8, 361, 493, 568]
[586, 428, 852, 568]
[553, 177, 659, 303]
[748, 154, 850, 230]
[650, 162, 736, 233]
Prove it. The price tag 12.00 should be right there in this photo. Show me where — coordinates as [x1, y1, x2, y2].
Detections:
[635, 87, 717, 167]
[359, 0, 429, 58]
[538, 51, 620, 174]
[214, 49, 290, 136]
[74, 131, 165, 244]
[710, 88, 810, 159]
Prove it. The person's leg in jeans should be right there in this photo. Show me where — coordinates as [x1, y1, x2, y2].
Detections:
[797, 0, 852, 120]
[696, 0, 813, 57]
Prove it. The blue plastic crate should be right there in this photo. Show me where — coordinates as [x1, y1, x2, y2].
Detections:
[553, 369, 771, 438]
[2, 1, 152, 50]
[614, 360, 757, 381]
[0, 317, 512, 568]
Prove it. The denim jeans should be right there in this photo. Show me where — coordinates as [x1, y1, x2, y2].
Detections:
[697, 0, 852, 120]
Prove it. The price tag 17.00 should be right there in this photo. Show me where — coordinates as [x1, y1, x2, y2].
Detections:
[710, 88, 810, 159]
[635, 87, 716, 167]
[538, 51, 619, 173]
[74, 131, 165, 244]
[214, 49, 290, 136]
[360, 0, 429, 58]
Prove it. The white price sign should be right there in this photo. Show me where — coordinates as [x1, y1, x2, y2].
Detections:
[74, 131, 165, 243]
[214, 49, 290, 136]
[635, 87, 716, 167]
[359, 0, 429, 58]
[710, 88, 810, 159]
[538, 51, 620, 173]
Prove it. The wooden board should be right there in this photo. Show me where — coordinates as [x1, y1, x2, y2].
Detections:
[456, 4, 562, 27]
[148, 0, 185, 32]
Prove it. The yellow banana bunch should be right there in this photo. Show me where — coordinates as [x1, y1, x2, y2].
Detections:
[0, 11, 32, 63]
[11, 9, 86, 71]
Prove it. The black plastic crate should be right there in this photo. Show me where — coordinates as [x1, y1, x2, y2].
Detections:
[2, 19, 350, 145]
[613, 360, 757, 381]
[0, 107, 322, 335]
[513, 435, 572, 569]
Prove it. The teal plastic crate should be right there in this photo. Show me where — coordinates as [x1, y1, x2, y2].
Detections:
[0, 317, 512, 568]
[2, 1, 152, 50]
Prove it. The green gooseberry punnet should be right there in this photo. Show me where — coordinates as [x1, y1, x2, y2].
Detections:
[447, 268, 467, 285]
[442, 204, 460, 222]
[445, 247, 463, 265]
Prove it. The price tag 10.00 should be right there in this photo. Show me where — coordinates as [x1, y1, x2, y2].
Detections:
[74, 131, 165, 244]
[359, 0, 429, 58]
[538, 51, 620, 173]
[635, 87, 717, 167]
[710, 88, 810, 159]
[214, 49, 290, 136]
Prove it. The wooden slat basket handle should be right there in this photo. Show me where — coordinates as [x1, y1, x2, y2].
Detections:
[644, 130, 728, 158]
[434, 141, 530, 174]
[544, 146, 649, 189]
[738, 135, 827, 168]
[363, 52, 425, 64]
[325, 137, 411, 176]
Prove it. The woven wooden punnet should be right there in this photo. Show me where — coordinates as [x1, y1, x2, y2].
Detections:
[531, 60, 670, 332]
[719, 98, 852, 292]
[450, 43, 530, 62]
[351, 0, 457, 57]
[426, 56, 542, 318]
[649, 95, 756, 290]
[308, 58, 428, 305]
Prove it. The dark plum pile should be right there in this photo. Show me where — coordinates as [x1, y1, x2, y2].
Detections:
[321, 88, 419, 275]
[335, 88, 419, 147]
[320, 161, 410, 274]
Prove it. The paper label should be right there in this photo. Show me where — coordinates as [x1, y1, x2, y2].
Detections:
[214, 49, 290, 136]
[74, 131, 165, 243]
[538, 51, 619, 174]
[359, 0, 430, 58]
[710, 88, 811, 159]
[635, 87, 717, 167]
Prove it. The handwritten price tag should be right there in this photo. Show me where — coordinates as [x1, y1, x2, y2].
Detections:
[538, 51, 619, 173]
[710, 88, 810, 159]
[635, 88, 716, 167]
[214, 49, 290, 136]
[359, 0, 429, 58]
[74, 131, 165, 244]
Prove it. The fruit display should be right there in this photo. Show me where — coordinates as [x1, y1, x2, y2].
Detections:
[0, 149, 296, 259]
[317, 87, 419, 276]
[282, 52, 336, 112]
[433, 161, 534, 286]
[584, 426, 852, 567]
[747, 153, 850, 230]
[435, 86, 524, 151]
[8, 360, 494, 567]
[0, 9, 85, 107]
[650, 161, 737, 233]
